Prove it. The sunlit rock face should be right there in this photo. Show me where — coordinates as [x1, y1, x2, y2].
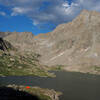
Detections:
[2, 10, 100, 69]
[32, 10, 100, 67]
[4, 32, 34, 52]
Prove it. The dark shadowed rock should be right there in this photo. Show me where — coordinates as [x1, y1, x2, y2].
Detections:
[0, 87, 40, 100]
[0, 38, 14, 51]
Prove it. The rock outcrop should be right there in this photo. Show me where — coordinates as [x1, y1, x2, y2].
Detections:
[0, 37, 14, 51]
[4, 32, 34, 52]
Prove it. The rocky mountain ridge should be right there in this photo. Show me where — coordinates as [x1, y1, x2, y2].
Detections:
[32, 10, 100, 67]
[4, 32, 34, 52]
[1, 10, 100, 74]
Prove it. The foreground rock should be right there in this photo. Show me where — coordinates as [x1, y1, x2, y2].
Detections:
[0, 84, 61, 100]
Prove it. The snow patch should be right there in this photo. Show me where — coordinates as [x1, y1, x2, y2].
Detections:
[49, 51, 66, 61]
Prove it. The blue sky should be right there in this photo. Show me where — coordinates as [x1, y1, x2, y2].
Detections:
[0, 0, 100, 35]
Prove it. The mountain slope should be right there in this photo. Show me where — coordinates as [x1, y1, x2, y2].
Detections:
[31, 10, 100, 74]
[3, 10, 100, 74]
[4, 32, 34, 52]
[0, 34, 54, 77]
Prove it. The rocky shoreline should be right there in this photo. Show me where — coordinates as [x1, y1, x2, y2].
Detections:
[63, 65, 100, 75]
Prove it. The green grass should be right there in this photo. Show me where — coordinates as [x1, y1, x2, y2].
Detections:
[48, 65, 64, 71]
[93, 66, 100, 72]
[20, 87, 52, 100]
[0, 52, 55, 77]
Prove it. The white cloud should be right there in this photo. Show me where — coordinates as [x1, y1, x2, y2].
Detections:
[33, 20, 39, 26]
[62, 1, 70, 8]
[0, 0, 100, 28]
[0, 11, 6, 16]
[11, 7, 31, 16]
[61, 2, 79, 15]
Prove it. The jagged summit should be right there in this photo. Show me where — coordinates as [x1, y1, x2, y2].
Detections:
[73, 9, 100, 26]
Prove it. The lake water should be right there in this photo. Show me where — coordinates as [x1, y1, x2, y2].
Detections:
[0, 71, 100, 100]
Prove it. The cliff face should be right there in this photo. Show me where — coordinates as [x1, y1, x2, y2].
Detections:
[4, 32, 34, 52]
[0, 32, 11, 38]
[2, 10, 100, 73]
[32, 10, 100, 68]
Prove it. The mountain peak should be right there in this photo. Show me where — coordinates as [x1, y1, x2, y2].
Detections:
[73, 10, 100, 26]
[81, 9, 89, 14]
[80, 9, 100, 15]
